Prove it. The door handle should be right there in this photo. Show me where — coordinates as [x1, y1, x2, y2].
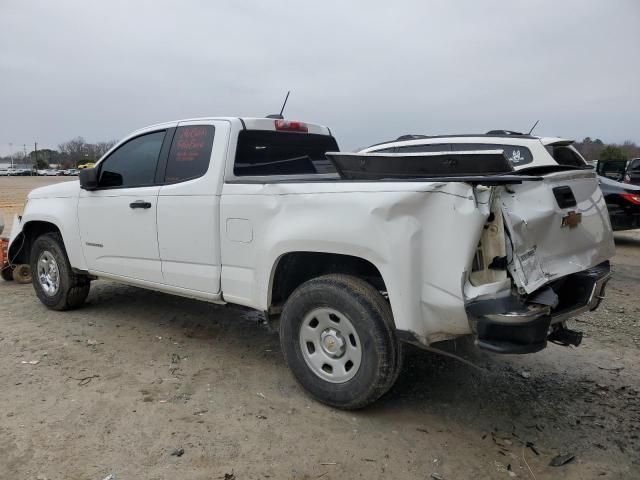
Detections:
[129, 200, 152, 209]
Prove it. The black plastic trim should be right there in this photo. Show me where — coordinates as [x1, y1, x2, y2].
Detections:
[475, 314, 551, 354]
[553, 185, 578, 208]
[327, 151, 514, 180]
[154, 127, 176, 185]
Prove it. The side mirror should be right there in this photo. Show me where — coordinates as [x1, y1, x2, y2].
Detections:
[79, 168, 98, 190]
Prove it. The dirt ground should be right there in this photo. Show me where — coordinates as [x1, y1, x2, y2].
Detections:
[1, 177, 639, 479]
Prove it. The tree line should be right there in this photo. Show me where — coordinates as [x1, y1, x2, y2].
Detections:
[2, 134, 638, 169]
[573, 137, 640, 163]
[0, 137, 116, 169]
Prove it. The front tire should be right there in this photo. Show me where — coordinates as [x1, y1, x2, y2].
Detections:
[30, 232, 90, 310]
[280, 274, 401, 409]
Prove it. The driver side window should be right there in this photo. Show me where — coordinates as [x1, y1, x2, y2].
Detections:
[98, 131, 166, 188]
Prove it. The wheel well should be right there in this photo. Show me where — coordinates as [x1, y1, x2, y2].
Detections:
[270, 252, 387, 309]
[9, 221, 61, 264]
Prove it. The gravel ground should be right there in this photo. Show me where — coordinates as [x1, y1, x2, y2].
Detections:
[1, 178, 639, 479]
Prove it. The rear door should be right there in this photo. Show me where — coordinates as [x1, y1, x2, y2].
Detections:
[156, 120, 228, 295]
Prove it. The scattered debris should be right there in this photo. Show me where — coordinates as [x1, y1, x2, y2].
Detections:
[431, 473, 443, 480]
[222, 472, 235, 480]
[549, 453, 575, 467]
[102, 474, 116, 480]
[521, 370, 531, 379]
[256, 414, 267, 420]
[417, 427, 429, 434]
[522, 448, 537, 480]
[597, 364, 624, 372]
[87, 339, 98, 346]
[21, 360, 39, 365]
[361, 458, 376, 462]
[256, 392, 266, 399]
[170, 448, 185, 457]
[320, 462, 337, 465]
[68, 374, 100, 386]
[526, 441, 539, 456]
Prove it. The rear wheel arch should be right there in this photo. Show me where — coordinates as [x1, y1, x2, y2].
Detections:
[268, 251, 390, 313]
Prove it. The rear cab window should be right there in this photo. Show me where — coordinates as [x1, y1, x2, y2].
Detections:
[233, 130, 339, 176]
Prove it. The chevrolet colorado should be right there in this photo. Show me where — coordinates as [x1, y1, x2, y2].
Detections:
[6, 119, 615, 408]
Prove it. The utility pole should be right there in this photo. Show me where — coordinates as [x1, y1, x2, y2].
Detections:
[34, 142, 38, 176]
[9, 142, 13, 169]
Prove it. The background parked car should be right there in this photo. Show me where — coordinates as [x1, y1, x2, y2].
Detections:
[597, 158, 640, 185]
[541, 138, 640, 231]
[8, 168, 32, 176]
[598, 176, 640, 231]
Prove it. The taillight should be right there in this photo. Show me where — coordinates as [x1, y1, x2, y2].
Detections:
[274, 120, 308, 133]
[620, 193, 640, 205]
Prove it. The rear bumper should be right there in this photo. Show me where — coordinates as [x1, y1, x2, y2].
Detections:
[466, 261, 611, 354]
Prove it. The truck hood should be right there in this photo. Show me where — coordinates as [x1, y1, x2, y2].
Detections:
[28, 180, 80, 199]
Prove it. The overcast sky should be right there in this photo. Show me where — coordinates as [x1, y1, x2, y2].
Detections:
[1, 0, 638, 155]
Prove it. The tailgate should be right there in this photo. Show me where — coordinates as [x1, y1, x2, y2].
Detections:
[500, 169, 615, 294]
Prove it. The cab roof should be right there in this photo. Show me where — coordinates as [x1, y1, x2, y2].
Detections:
[134, 117, 332, 136]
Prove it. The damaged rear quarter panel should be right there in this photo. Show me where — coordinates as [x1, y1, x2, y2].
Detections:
[220, 181, 489, 343]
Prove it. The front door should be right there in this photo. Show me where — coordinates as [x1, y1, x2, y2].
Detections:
[78, 129, 169, 283]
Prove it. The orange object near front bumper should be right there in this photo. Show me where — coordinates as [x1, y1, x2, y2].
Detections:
[0, 238, 8, 266]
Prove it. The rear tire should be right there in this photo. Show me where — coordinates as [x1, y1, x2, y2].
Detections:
[279, 274, 401, 409]
[30, 232, 90, 310]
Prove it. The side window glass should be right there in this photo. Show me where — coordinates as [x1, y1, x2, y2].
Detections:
[165, 125, 215, 183]
[396, 144, 451, 153]
[451, 143, 533, 166]
[98, 131, 166, 188]
[551, 146, 585, 167]
[372, 147, 397, 153]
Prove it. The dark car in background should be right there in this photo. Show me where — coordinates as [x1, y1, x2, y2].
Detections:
[540, 138, 640, 231]
[598, 176, 640, 231]
[597, 158, 640, 186]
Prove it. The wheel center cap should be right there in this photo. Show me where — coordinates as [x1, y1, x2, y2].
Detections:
[320, 328, 346, 358]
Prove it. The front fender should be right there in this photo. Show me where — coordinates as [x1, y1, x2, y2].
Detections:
[9, 197, 87, 271]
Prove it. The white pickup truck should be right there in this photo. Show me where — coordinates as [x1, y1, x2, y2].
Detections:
[6, 118, 614, 408]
